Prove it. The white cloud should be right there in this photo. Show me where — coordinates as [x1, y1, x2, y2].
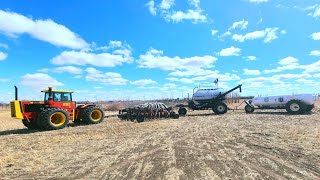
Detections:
[146, 0, 157, 16]
[247, 0, 268, 3]
[160, 0, 175, 10]
[53, 66, 82, 74]
[211, 29, 218, 36]
[51, 41, 133, 67]
[310, 50, 320, 56]
[232, 28, 282, 43]
[0, 52, 8, 61]
[0, 43, 8, 49]
[311, 32, 320, 40]
[130, 79, 157, 86]
[243, 69, 261, 75]
[230, 20, 248, 30]
[264, 56, 320, 74]
[314, 7, 320, 17]
[148, 0, 207, 24]
[264, 56, 300, 73]
[0, 10, 88, 49]
[167, 77, 194, 84]
[0, 78, 10, 82]
[85, 67, 128, 85]
[37, 68, 49, 73]
[168, 69, 240, 84]
[278, 56, 298, 65]
[138, 48, 217, 71]
[245, 56, 257, 61]
[166, 9, 207, 23]
[218, 46, 241, 56]
[20, 73, 63, 88]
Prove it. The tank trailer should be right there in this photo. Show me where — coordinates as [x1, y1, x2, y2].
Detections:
[178, 84, 242, 116]
[244, 94, 316, 114]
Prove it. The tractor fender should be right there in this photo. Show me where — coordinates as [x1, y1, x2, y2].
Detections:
[76, 104, 97, 109]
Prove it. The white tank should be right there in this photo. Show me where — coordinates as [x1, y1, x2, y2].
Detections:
[193, 89, 224, 101]
[251, 94, 316, 106]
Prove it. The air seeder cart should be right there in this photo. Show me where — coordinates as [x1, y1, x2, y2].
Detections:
[177, 84, 242, 116]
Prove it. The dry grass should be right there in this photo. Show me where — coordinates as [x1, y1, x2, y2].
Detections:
[0, 108, 320, 179]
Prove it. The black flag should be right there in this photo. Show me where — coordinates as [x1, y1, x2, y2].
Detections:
[214, 78, 219, 85]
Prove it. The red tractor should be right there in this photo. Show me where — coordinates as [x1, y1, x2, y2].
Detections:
[10, 86, 105, 130]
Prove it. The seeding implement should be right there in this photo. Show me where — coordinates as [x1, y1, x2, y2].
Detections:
[10, 86, 105, 130]
[178, 84, 242, 116]
[118, 103, 179, 123]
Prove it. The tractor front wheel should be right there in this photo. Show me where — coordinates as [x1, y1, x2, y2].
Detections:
[82, 106, 105, 124]
[38, 108, 69, 130]
[22, 119, 38, 129]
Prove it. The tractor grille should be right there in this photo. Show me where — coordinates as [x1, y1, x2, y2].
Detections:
[10, 101, 15, 117]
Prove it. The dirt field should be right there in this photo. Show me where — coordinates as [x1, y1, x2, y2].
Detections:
[1, 109, 320, 179]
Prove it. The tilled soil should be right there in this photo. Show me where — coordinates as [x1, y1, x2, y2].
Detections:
[0, 110, 320, 179]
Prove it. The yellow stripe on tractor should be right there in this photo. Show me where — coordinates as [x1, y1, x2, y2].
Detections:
[10, 100, 23, 120]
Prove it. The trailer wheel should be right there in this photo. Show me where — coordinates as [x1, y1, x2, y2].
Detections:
[178, 107, 187, 116]
[38, 108, 69, 130]
[22, 119, 39, 129]
[136, 114, 145, 123]
[245, 105, 255, 114]
[83, 106, 105, 124]
[213, 102, 228, 114]
[286, 100, 306, 114]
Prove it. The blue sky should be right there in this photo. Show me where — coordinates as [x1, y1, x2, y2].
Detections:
[0, 0, 320, 102]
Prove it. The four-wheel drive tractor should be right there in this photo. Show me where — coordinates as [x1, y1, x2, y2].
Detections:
[10, 86, 105, 131]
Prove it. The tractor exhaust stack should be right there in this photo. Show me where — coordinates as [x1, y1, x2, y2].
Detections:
[14, 86, 18, 100]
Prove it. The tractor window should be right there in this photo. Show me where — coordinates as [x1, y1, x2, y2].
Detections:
[44, 92, 72, 101]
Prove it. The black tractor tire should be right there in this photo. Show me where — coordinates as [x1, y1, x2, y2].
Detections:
[22, 119, 39, 129]
[178, 107, 187, 116]
[37, 108, 69, 130]
[245, 105, 255, 114]
[285, 100, 306, 115]
[213, 102, 228, 115]
[170, 112, 180, 119]
[136, 114, 145, 123]
[82, 106, 105, 124]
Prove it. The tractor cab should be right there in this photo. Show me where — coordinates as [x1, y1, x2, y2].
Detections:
[41, 87, 73, 102]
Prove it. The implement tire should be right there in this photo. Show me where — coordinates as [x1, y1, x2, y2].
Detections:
[286, 100, 306, 115]
[82, 106, 104, 124]
[22, 119, 39, 129]
[245, 105, 255, 114]
[213, 102, 228, 115]
[38, 108, 69, 130]
[178, 107, 187, 116]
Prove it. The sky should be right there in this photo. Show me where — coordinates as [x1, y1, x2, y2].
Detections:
[0, 0, 320, 102]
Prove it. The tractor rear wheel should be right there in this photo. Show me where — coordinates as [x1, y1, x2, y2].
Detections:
[286, 100, 306, 114]
[82, 106, 104, 124]
[178, 107, 187, 116]
[38, 108, 69, 130]
[213, 102, 228, 115]
[22, 119, 38, 129]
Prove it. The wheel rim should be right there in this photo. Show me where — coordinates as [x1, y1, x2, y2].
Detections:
[217, 105, 225, 112]
[91, 110, 102, 121]
[50, 112, 66, 126]
[246, 106, 253, 112]
[290, 103, 300, 112]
